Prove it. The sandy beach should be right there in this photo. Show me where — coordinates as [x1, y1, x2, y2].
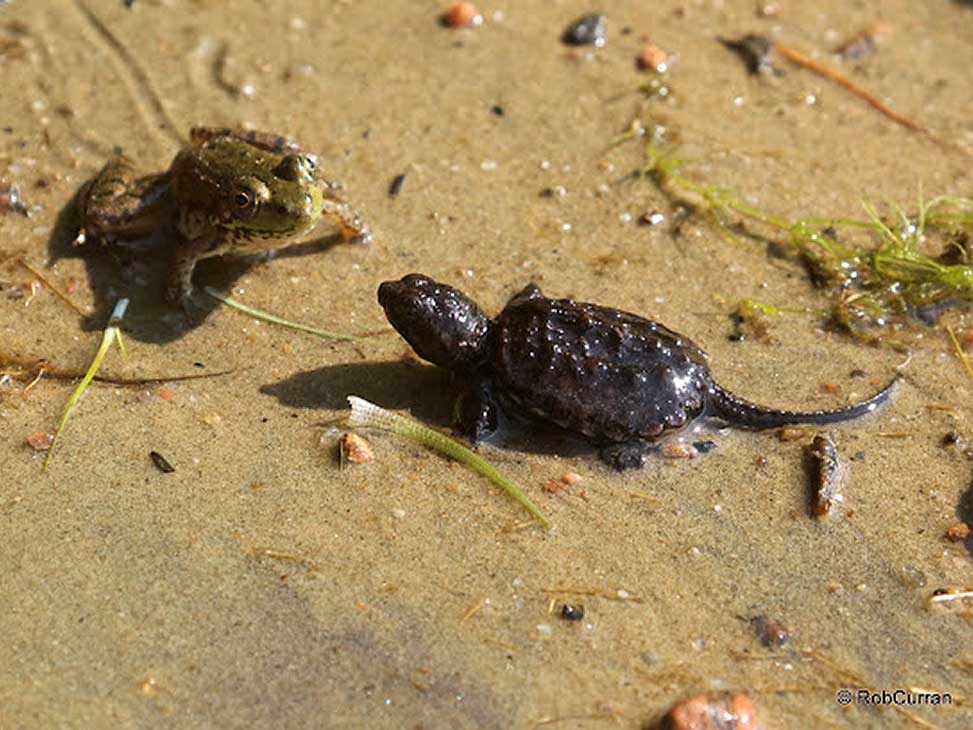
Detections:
[2, 1, 972, 727]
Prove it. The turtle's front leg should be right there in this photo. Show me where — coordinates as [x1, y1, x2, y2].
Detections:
[456, 379, 499, 447]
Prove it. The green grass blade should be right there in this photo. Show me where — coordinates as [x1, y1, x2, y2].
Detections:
[44, 297, 129, 470]
[204, 286, 356, 341]
[347, 395, 552, 529]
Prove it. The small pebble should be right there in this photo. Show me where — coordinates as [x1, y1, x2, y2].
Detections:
[561, 13, 607, 47]
[559, 604, 585, 621]
[561, 471, 583, 486]
[661, 442, 698, 459]
[777, 425, 806, 442]
[0, 182, 29, 217]
[945, 523, 970, 542]
[340, 432, 375, 464]
[26, 432, 53, 451]
[637, 45, 668, 72]
[442, 2, 483, 29]
[661, 692, 759, 730]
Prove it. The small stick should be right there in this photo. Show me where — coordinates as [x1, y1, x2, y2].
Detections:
[772, 42, 926, 133]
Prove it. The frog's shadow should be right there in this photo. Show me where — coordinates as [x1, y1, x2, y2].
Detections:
[260, 361, 594, 460]
[47, 187, 347, 345]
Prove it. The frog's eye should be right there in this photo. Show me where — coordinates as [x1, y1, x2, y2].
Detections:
[234, 191, 252, 208]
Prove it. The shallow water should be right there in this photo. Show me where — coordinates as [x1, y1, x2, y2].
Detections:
[2, 1, 972, 728]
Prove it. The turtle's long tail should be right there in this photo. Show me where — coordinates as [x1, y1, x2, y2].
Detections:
[706, 377, 897, 431]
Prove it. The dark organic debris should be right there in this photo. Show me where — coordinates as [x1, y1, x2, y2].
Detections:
[808, 432, 845, 518]
[750, 615, 789, 649]
[562, 14, 607, 48]
[149, 450, 175, 473]
[719, 34, 776, 74]
[388, 173, 407, 198]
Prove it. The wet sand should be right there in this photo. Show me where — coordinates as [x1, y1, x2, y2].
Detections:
[2, 1, 973, 728]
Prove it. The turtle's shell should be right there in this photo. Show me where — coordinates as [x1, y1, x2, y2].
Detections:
[492, 295, 713, 443]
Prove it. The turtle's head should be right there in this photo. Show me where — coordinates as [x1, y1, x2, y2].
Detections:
[378, 274, 491, 373]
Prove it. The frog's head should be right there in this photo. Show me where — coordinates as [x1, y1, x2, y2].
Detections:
[172, 140, 324, 243]
[378, 274, 492, 373]
[222, 153, 323, 238]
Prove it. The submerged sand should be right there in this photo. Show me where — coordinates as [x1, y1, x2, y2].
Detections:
[2, 1, 973, 728]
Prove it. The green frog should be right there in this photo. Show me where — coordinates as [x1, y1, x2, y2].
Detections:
[77, 126, 371, 313]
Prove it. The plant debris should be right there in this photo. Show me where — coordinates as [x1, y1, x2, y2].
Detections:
[149, 450, 175, 473]
[44, 298, 129, 470]
[750, 614, 789, 649]
[618, 105, 973, 346]
[807, 432, 845, 518]
[347, 395, 551, 528]
[204, 286, 356, 341]
[388, 172, 407, 198]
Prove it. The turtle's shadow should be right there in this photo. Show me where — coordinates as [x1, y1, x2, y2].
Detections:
[260, 360, 594, 460]
[47, 183, 346, 344]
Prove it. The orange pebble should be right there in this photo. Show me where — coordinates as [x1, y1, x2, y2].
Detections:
[157, 387, 176, 401]
[442, 2, 482, 28]
[945, 523, 970, 541]
[26, 432, 54, 451]
[662, 692, 758, 730]
[637, 45, 668, 72]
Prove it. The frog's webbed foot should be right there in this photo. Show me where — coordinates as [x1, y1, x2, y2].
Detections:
[599, 441, 658, 470]
[321, 197, 372, 244]
[456, 380, 499, 448]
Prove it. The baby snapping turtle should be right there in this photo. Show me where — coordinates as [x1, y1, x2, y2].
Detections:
[378, 274, 896, 469]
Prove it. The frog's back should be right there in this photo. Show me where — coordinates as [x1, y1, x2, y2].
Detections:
[493, 297, 712, 442]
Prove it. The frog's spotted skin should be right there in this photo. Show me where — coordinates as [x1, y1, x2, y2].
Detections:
[378, 274, 896, 470]
[78, 126, 371, 313]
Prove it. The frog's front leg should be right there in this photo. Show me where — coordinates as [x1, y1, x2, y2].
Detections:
[321, 196, 372, 244]
[165, 235, 218, 319]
